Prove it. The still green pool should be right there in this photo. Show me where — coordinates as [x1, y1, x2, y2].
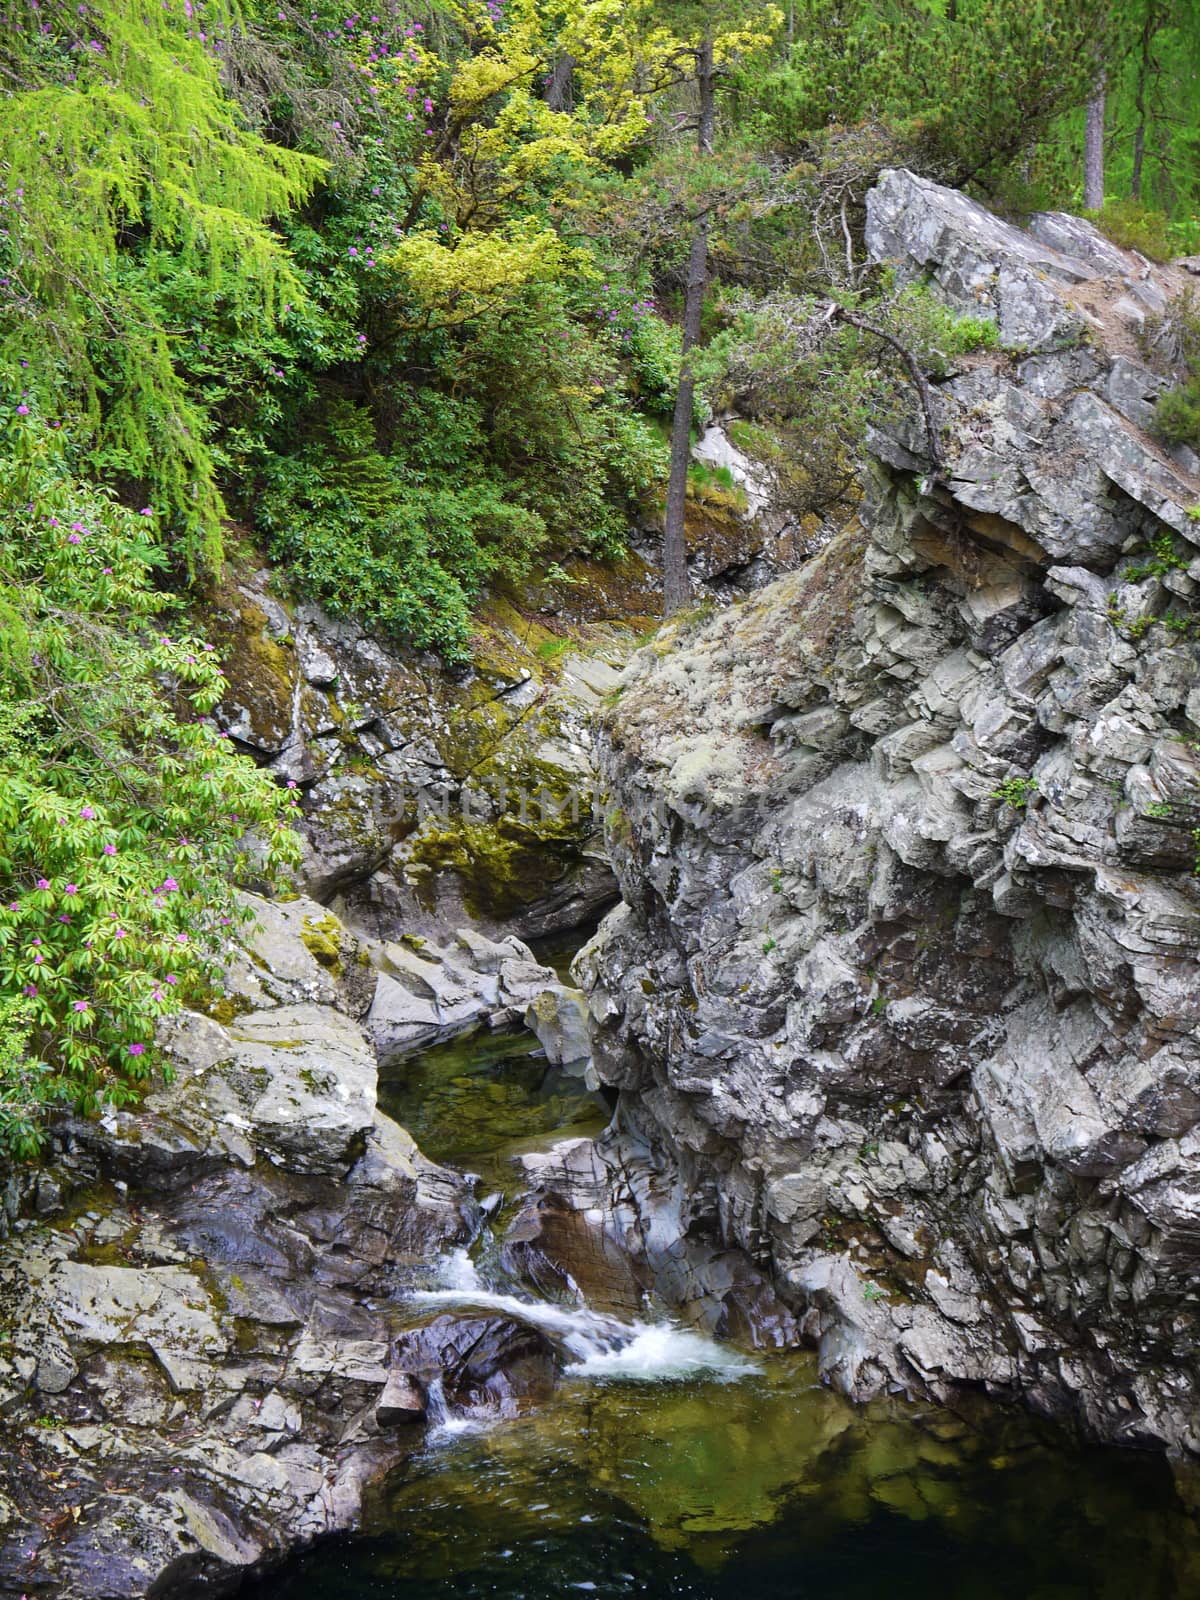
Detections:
[247, 1354, 1200, 1599]
[376, 1024, 609, 1194]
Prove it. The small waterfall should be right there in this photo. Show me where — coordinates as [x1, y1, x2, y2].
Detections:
[411, 1249, 759, 1386]
[424, 1373, 450, 1427]
[423, 1371, 488, 1442]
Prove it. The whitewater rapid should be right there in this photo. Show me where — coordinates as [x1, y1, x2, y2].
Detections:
[410, 1248, 759, 1386]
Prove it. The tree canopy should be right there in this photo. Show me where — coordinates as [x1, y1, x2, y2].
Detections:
[1, 0, 1198, 1148]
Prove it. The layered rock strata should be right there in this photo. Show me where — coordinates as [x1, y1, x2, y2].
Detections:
[578, 170, 1200, 1456]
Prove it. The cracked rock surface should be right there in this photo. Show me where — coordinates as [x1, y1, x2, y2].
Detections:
[0, 898, 587, 1598]
[578, 169, 1200, 1458]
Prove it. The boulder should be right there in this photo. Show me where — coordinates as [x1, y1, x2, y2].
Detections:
[524, 985, 593, 1074]
[375, 1370, 427, 1425]
[366, 932, 557, 1065]
[390, 1313, 558, 1418]
[865, 167, 1092, 350]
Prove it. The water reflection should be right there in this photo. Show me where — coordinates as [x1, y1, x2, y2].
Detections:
[248, 1353, 1200, 1599]
[249, 1018, 1200, 1600]
[377, 1027, 608, 1192]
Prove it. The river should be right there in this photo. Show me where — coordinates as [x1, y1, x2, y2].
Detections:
[245, 1021, 1200, 1599]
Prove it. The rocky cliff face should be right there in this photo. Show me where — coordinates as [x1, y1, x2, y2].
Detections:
[206, 571, 629, 944]
[205, 480, 801, 949]
[578, 170, 1200, 1456]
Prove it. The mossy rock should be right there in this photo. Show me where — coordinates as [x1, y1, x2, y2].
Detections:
[557, 551, 661, 629]
[301, 914, 343, 971]
[206, 991, 257, 1027]
[404, 808, 590, 923]
[209, 594, 297, 752]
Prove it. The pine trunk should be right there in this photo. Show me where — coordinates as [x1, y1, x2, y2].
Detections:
[661, 36, 716, 618]
[1131, 10, 1156, 201]
[1084, 80, 1105, 211]
[546, 53, 575, 112]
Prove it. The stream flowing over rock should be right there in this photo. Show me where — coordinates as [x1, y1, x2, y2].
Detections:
[577, 169, 1200, 1457]
[7, 166, 1200, 1599]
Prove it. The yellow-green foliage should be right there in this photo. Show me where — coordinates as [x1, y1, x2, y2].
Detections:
[390, 222, 566, 326]
[1084, 200, 1172, 262]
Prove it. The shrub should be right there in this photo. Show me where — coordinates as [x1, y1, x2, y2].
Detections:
[1154, 381, 1200, 450]
[990, 775, 1038, 809]
[256, 403, 548, 661]
[1141, 291, 1200, 451]
[0, 412, 301, 1157]
[252, 287, 670, 651]
[701, 277, 999, 518]
[1084, 200, 1173, 263]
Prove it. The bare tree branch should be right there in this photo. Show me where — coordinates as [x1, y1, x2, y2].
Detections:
[829, 304, 944, 474]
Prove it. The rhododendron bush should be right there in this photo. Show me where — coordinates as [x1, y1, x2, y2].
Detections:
[0, 413, 300, 1156]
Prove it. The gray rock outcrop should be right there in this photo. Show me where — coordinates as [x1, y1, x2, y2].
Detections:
[208, 576, 624, 944]
[578, 171, 1200, 1458]
[523, 985, 593, 1076]
[365, 927, 580, 1064]
[0, 896, 583, 1598]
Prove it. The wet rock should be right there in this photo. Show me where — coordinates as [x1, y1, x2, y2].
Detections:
[392, 1313, 558, 1417]
[376, 1370, 426, 1425]
[0, 903, 480, 1599]
[209, 574, 631, 943]
[510, 1132, 800, 1346]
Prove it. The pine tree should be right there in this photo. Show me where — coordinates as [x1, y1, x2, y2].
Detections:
[652, 0, 781, 615]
